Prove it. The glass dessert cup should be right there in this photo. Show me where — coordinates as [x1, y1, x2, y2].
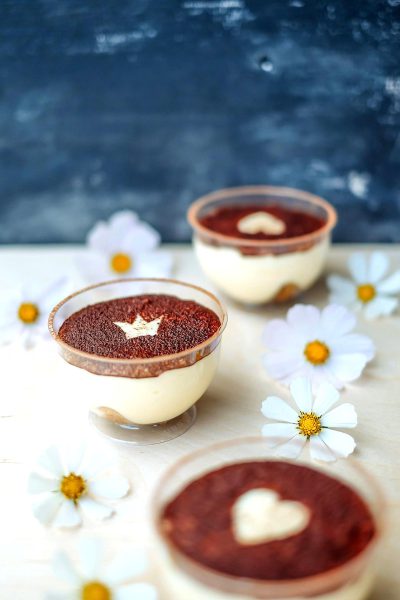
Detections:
[152, 437, 385, 599]
[188, 186, 337, 305]
[48, 278, 227, 445]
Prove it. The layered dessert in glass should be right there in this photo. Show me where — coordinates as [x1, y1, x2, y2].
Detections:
[188, 186, 337, 304]
[48, 278, 227, 444]
[153, 438, 384, 599]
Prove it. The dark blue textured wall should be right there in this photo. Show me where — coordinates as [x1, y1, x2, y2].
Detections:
[1, 0, 400, 244]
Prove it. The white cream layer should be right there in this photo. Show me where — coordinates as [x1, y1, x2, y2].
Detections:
[194, 237, 330, 304]
[157, 547, 374, 600]
[63, 346, 220, 425]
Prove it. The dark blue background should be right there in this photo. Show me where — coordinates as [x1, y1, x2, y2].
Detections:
[1, 0, 400, 244]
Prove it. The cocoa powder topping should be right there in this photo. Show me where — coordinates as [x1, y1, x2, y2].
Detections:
[199, 204, 326, 240]
[161, 461, 376, 580]
[58, 294, 221, 359]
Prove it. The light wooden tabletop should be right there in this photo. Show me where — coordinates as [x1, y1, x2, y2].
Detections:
[1, 244, 399, 599]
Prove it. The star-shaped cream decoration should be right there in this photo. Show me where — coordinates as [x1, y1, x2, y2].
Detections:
[114, 314, 163, 340]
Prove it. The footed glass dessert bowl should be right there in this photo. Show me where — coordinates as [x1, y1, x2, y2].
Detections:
[188, 186, 337, 305]
[49, 278, 227, 444]
[152, 437, 385, 599]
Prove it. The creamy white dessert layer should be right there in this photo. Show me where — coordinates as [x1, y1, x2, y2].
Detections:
[194, 237, 330, 304]
[63, 346, 220, 424]
[157, 547, 374, 600]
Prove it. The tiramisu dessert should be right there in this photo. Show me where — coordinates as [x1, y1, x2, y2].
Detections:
[188, 186, 337, 304]
[49, 279, 226, 443]
[154, 443, 383, 599]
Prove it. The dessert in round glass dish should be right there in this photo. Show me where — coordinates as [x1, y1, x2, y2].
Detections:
[188, 186, 337, 305]
[48, 278, 227, 444]
[153, 438, 385, 599]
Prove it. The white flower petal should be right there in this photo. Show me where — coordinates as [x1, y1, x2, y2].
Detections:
[274, 435, 307, 459]
[321, 403, 357, 428]
[109, 212, 159, 254]
[309, 436, 338, 462]
[53, 551, 81, 585]
[348, 253, 368, 283]
[80, 453, 119, 480]
[318, 429, 356, 459]
[368, 252, 389, 283]
[312, 382, 340, 415]
[289, 378, 313, 412]
[87, 222, 112, 252]
[109, 210, 139, 232]
[326, 275, 355, 296]
[78, 252, 112, 283]
[28, 472, 60, 494]
[115, 583, 157, 600]
[263, 352, 305, 381]
[78, 538, 104, 579]
[287, 305, 321, 337]
[64, 441, 86, 474]
[134, 251, 173, 278]
[261, 396, 297, 423]
[330, 333, 375, 360]
[52, 500, 82, 528]
[263, 319, 302, 350]
[364, 296, 398, 319]
[261, 423, 298, 446]
[105, 549, 147, 585]
[328, 353, 370, 384]
[377, 270, 400, 294]
[37, 447, 64, 477]
[88, 475, 130, 500]
[320, 304, 356, 339]
[310, 364, 344, 391]
[32, 493, 64, 525]
[79, 497, 113, 521]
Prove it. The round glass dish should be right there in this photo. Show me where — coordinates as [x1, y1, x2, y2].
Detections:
[152, 437, 385, 599]
[188, 186, 337, 305]
[48, 278, 227, 445]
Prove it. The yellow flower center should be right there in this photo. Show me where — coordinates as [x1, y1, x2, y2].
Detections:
[297, 411, 322, 438]
[18, 302, 39, 324]
[81, 581, 111, 600]
[304, 340, 330, 365]
[357, 283, 376, 303]
[110, 252, 132, 274]
[60, 473, 86, 501]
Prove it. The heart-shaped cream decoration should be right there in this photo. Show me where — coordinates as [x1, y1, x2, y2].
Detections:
[237, 211, 286, 235]
[232, 488, 310, 545]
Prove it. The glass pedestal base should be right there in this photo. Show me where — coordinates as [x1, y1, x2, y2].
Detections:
[88, 405, 197, 445]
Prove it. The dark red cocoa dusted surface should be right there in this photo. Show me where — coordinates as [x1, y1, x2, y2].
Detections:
[58, 294, 221, 359]
[199, 204, 326, 240]
[161, 461, 376, 580]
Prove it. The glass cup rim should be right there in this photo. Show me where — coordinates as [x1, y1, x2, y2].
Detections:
[152, 435, 386, 596]
[48, 277, 228, 366]
[187, 185, 337, 248]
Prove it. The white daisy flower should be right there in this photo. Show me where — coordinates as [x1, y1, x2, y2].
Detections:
[327, 251, 400, 319]
[79, 210, 173, 282]
[261, 377, 357, 462]
[48, 538, 157, 600]
[263, 304, 375, 390]
[28, 442, 129, 528]
[0, 278, 69, 349]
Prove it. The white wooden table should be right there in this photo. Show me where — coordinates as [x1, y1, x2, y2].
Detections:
[1, 244, 399, 599]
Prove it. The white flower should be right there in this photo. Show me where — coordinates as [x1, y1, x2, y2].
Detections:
[261, 377, 357, 462]
[263, 304, 375, 390]
[0, 278, 69, 349]
[327, 251, 400, 319]
[79, 210, 173, 282]
[48, 539, 157, 600]
[28, 442, 129, 528]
